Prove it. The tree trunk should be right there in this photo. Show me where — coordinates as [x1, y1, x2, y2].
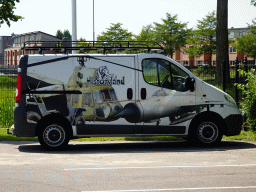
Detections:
[216, 0, 230, 86]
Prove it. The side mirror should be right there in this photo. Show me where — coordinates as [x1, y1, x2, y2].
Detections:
[185, 77, 195, 92]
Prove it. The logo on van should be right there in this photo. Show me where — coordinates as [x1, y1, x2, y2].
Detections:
[87, 66, 125, 85]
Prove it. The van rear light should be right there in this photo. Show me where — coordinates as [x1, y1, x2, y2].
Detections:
[16, 74, 21, 102]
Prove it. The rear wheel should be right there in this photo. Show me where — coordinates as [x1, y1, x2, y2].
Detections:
[38, 123, 70, 150]
[188, 119, 223, 146]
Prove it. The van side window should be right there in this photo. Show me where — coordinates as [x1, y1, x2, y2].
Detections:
[142, 58, 189, 92]
[82, 93, 92, 105]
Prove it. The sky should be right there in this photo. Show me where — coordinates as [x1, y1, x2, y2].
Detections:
[1, 0, 256, 40]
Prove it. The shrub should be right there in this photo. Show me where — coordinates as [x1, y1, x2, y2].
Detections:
[235, 68, 256, 132]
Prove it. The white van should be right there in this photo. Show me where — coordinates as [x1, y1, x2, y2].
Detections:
[13, 41, 242, 150]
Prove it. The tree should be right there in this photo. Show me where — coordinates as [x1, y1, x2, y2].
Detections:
[233, 20, 256, 61]
[153, 13, 191, 58]
[55, 29, 72, 40]
[63, 29, 72, 41]
[251, 0, 256, 6]
[56, 30, 63, 39]
[0, 0, 23, 27]
[97, 23, 133, 41]
[135, 24, 155, 42]
[184, 11, 217, 66]
[216, 0, 230, 86]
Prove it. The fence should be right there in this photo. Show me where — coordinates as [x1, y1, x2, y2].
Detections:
[185, 56, 256, 105]
[0, 65, 17, 128]
[0, 57, 255, 128]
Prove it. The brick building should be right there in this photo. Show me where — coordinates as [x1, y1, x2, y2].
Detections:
[4, 31, 61, 68]
[173, 27, 255, 66]
[0, 36, 14, 66]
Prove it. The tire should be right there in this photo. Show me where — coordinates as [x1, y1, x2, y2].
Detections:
[38, 123, 70, 150]
[188, 119, 223, 146]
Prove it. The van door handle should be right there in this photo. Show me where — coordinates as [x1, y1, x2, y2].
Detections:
[141, 88, 146, 100]
[127, 88, 133, 100]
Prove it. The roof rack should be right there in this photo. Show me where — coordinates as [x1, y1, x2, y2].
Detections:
[22, 41, 165, 55]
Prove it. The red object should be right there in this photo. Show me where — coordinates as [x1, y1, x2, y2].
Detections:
[16, 74, 21, 102]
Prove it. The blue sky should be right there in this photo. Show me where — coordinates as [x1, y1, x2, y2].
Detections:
[1, 0, 256, 39]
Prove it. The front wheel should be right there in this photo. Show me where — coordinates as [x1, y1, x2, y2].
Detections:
[38, 123, 70, 150]
[188, 120, 223, 146]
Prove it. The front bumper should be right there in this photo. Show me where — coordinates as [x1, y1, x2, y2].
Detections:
[224, 114, 243, 136]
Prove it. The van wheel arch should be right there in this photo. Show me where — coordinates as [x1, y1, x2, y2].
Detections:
[188, 111, 226, 145]
[35, 113, 73, 138]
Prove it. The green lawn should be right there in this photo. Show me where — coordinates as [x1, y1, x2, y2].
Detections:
[1, 128, 255, 143]
[0, 128, 181, 142]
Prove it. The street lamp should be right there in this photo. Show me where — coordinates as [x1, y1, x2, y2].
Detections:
[93, 0, 95, 45]
[72, 0, 77, 54]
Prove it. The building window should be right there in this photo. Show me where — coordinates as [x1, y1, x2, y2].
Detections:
[229, 32, 235, 39]
[230, 47, 236, 53]
[198, 61, 203, 66]
[248, 60, 256, 65]
[230, 60, 236, 66]
[183, 61, 188, 66]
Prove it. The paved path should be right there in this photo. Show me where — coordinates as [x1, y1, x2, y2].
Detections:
[0, 140, 256, 192]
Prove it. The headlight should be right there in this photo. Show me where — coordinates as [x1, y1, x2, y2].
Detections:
[224, 94, 237, 106]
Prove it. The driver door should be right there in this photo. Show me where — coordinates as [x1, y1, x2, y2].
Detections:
[137, 56, 195, 134]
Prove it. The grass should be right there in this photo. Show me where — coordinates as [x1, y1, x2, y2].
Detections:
[223, 131, 256, 143]
[0, 128, 181, 142]
[0, 76, 16, 128]
[1, 128, 256, 143]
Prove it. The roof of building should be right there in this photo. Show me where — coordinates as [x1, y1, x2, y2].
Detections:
[12, 31, 61, 40]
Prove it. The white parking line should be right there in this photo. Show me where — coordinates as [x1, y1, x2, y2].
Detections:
[81, 186, 256, 192]
[64, 163, 256, 171]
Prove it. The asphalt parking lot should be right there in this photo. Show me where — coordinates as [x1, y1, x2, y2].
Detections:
[0, 140, 256, 192]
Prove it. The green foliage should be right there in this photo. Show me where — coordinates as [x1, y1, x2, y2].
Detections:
[191, 66, 216, 79]
[135, 24, 155, 43]
[0, 76, 16, 128]
[232, 19, 256, 61]
[55, 29, 72, 40]
[223, 130, 256, 142]
[0, 98, 14, 128]
[251, 0, 256, 6]
[235, 69, 256, 132]
[97, 23, 134, 41]
[154, 13, 191, 58]
[184, 11, 217, 65]
[0, 0, 23, 27]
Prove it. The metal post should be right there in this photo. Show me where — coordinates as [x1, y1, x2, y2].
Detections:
[223, 60, 226, 92]
[244, 55, 248, 73]
[93, 0, 95, 46]
[243, 56, 248, 85]
[235, 57, 239, 104]
[72, 0, 77, 54]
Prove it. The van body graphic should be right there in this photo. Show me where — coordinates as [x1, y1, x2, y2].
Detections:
[13, 42, 242, 150]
